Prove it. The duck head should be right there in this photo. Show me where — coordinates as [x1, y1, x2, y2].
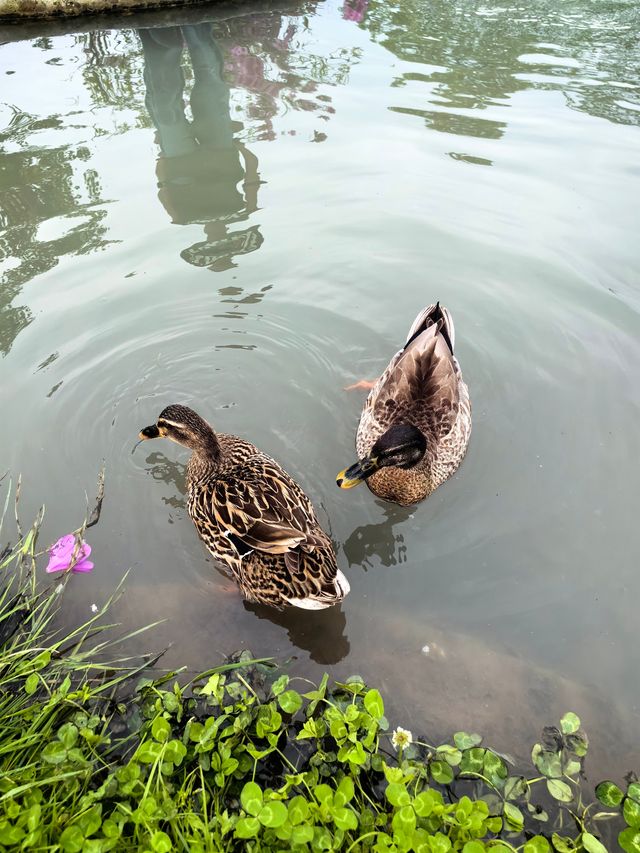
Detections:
[139, 404, 218, 454]
[336, 423, 427, 489]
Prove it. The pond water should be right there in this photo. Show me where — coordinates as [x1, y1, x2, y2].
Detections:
[1, 0, 639, 774]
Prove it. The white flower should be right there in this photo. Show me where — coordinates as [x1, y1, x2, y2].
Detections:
[90, 603, 98, 613]
[391, 727, 413, 749]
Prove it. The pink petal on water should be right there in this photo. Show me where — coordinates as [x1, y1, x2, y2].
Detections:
[49, 534, 75, 558]
[46, 535, 94, 573]
[46, 555, 70, 573]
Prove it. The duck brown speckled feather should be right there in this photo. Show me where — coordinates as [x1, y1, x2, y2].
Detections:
[140, 406, 349, 610]
[356, 303, 471, 505]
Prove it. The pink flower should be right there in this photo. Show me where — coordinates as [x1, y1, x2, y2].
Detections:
[343, 0, 368, 22]
[46, 534, 94, 574]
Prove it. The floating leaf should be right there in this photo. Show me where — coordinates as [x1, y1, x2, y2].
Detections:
[288, 796, 309, 825]
[629, 783, 640, 804]
[235, 817, 260, 839]
[595, 781, 624, 808]
[364, 689, 384, 720]
[619, 828, 640, 853]
[58, 826, 84, 853]
[523, 837, 551, 853]
[386, 783, 411, 807]
[547, 779, 573, 802]
[335, 776, 355, 806]
[333, 807, 358, 831]
[560, 713, 580, 735]
[527, 803, 549, 822]
[151, 717, 170, 743]
[486, 817, 503, 834]
[292, 825, 314, 845]
[431, 761, 454, 785]
[462, 842, 484, 853]
[460, 748, 485, 775]
[437, 744, 462, 766]
[41, 741, 67, 765]
[454, 731, 483, 750]
[258, 800, 288, 828]
[431, 834, 453, 853]
[504, 776, 528, 800]
[25, 673, 39, 695]
[77, 805, 101, 837]
[314, 784, 334, 807]
[57, 723, 79, 750]
[271, 674, 289, 696]
[535, 749, 562, 779]
[135, 741, 161, 764]
[551, 834, 575, 853]
[483, 751, 508, 787]
[456, 797, 472, 820]
[564, 759, 581, 777]
[503, 802, 524, 830]
[414, 790, 441, 818]
[566, 731, 589, 757]
[240, 781, 263, 817]
[278, 690, 302, 715]
[392, 805, 416, 835]
[164, 739, 187, 766]
[624, 798, 640, 829]
[151, 831, 172, 853]
[582, 832, 607, 853]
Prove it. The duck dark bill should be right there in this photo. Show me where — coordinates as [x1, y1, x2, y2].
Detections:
[336, 455, 380, 489]
[139, 424, 160, 440]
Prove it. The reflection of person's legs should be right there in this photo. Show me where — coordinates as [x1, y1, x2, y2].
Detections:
[183, 24, 236, 150]
[139, 27, 197, 158]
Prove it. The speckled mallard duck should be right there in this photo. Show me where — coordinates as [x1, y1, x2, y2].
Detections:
[336, 303, 471, 506]
[139, 405, 349, 609]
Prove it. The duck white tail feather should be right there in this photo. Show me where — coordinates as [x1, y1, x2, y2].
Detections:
[286, 569, 350, 610]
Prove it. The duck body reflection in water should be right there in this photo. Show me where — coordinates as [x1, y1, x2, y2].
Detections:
[138, 24, 263, 271]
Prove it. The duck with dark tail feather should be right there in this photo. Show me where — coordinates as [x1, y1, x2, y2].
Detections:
[139, 405, 349, 609]
[336, 303, 471, 506]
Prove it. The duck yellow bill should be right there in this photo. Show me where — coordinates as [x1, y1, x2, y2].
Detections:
[336, 455, 380, 489]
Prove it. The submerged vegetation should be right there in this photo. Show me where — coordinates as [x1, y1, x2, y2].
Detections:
[0, 486, 637, 852]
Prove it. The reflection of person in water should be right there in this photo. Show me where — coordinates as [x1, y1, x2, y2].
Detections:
[138, 25, 263, 271]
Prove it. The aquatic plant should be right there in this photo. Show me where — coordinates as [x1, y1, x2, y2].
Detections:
[0, 480, 635, 852]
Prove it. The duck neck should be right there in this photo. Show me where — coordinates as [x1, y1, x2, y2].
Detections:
[187, 431, 222, 484]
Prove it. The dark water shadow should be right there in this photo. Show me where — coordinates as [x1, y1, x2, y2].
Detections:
[244, 600, 350, 665]
[142, 451, 186, 510]
[342, 503, 414, 569]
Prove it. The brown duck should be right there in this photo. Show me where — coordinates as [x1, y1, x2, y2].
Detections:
[336, 303, 471, 506]
[139, 405, 349, 609]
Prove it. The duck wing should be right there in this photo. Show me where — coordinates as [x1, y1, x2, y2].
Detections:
[196, 454, 348, 609]
[364, 303, 461, 441]
[206, 455, 325, 556]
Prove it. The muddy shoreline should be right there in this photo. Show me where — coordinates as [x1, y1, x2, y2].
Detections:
[1, 0, 293, 40]
[1, 0, 206, 22]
